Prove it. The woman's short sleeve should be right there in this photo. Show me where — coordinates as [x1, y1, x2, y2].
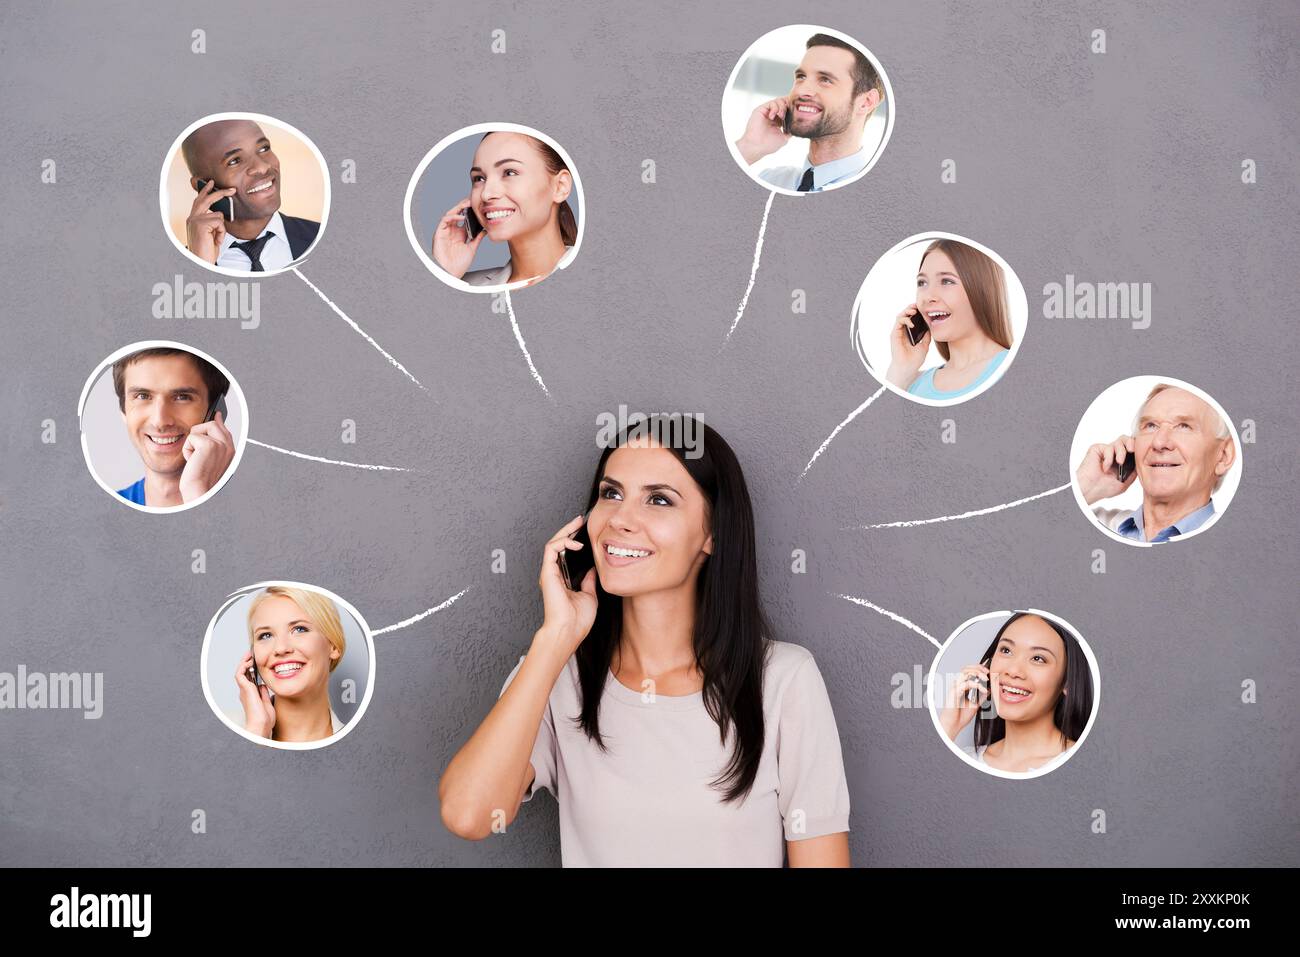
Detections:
[498, 654, 557, 802]
[776, 655, 851, 841]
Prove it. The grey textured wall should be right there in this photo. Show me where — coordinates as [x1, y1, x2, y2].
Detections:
[1, 0, 1296, 867]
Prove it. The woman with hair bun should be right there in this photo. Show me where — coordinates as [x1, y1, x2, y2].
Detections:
[432, 130, 577, 288]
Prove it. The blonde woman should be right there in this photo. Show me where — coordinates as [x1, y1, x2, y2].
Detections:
[233, 586, 346, 742]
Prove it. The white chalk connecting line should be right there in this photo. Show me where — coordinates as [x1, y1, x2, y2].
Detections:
[722, 191, 776, 347]
[503, 291, 550, 398]
[372, 587, 473, 635]
[797, 386, 888, 483]
[837, 594, 942, 650]
[248, 438, 414, 472]
[850, 483, 1073, 529]
[292, 267, 428, 393]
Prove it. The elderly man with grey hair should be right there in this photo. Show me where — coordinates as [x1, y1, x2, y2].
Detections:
[1076, 384, 1236, 543]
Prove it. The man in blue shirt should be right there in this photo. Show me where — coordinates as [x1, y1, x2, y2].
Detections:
[733, 33, 884, 193]
[1076, 384, 1237, 544]
[110, 346, 236, 509]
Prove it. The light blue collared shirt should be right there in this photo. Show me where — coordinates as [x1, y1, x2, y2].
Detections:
[757, 143, 872, 193]
[1117, 500, 1216, 543]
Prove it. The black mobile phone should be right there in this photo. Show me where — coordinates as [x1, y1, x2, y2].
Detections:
[965, 672, 988, 705]
[906, 309, 929, 347]
[781, 102, 793, 135]
[195, 179, 234, 222]
[204, 393, 228, 424]
[558, 518, 594, 591]
[463, 206, 483, 241]
[1115, 444, 1136, 483]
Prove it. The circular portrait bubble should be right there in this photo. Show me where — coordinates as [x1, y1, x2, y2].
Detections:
[721, 24, 894, 196]
[201, 581, 376, 750]
[404, 122, 585, 294]
[160, 111, 329, 277]
[851, 231, 1028, 406]
[79, 340, 248, 513]
[1069, 375, 1242, 547]
[927, 609, 1100, 780]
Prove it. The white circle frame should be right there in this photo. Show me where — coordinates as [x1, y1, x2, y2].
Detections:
[158, 111, 331, 278]
[850, 230, 1028, 407]
[926, 608, 1101, 781]
[200, 580, 377, 751]
[403, 122, 586, 294]
[721, 24, 896, 197]
[1068, 374, 1242, 548]
[78, 339, 249, 514]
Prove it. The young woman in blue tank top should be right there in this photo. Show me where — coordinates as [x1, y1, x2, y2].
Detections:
[885, 239, 1014, 401]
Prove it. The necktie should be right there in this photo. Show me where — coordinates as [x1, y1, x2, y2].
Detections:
[797, 168, 816, 192]
[231, 232, 275, 271]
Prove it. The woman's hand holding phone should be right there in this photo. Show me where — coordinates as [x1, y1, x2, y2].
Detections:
[432, 196, 486, 279]
[178, 410, 236, 503]
[939, 664, 991, 741]
[735, 97, 793, 165]
[1076, 434, 1137, 505]
[186, 180, 237, 264]
[885, 304, 931, 390]
[533, 515, 598, 666]
[235, 650, 276, 738]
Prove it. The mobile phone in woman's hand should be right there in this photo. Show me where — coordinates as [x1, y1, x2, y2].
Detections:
[558, 518, 594, 591]
[906, 308, 929, 347]
[965, 673, 986, 704]
[462, 206, 483, 242]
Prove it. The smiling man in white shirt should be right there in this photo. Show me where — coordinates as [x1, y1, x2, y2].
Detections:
[734, 33, 884, 193]
[180, 119, 321, 272]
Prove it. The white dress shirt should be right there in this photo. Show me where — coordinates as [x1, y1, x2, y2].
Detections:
[216, 211, 294, 272]
[758, 143, 873, 193]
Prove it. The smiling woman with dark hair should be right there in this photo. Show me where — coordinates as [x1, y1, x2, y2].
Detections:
[431, 130, 577, 289]
[939, 613, 1093, 774]
[438, 416, 851, 866]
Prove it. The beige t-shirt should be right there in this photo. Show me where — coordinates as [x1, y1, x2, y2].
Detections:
[497, 639, 850, 867]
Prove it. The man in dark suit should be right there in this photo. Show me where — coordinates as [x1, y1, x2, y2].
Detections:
[180, 118, 321, 271]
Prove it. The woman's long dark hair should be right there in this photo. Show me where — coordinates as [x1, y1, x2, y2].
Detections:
[973, 612, 1093, 751]
[569, 415, 770, 804]
[479, 132, 577, 246]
